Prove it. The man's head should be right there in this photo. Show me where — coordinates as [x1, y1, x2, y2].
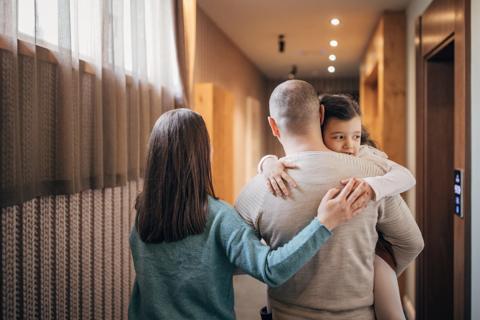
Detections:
[268, 80, 322, 141]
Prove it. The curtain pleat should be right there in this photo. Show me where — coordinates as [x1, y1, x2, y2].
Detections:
[174, 0, 189, 107]
[0, 0, 23, 207]
[173, 0, 196, 108]
[0, 0, 187, 208]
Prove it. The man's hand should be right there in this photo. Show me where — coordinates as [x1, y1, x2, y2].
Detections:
[341, 178, 375, 200]
[316, 178, 371, 230]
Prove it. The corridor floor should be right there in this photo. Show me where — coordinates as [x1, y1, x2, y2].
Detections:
[234, 275, 267, 319]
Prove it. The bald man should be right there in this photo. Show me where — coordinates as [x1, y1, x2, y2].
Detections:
[235, 80, 423, 320]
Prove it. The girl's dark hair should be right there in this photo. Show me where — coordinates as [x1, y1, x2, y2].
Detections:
[135, 108, 216, 243]
[319, 94, 377, 148]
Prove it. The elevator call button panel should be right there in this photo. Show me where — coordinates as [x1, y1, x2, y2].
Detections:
[454, 169, 463, 218]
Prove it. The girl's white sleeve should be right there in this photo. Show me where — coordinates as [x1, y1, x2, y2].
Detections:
[359, 146, 416, 201]
[257, 155, 278, 174]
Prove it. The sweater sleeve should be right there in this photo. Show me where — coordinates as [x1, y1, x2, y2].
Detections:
[376, 195, 424, 275]
[257, 155, 278, 174]
[218, 208, 331, 287]
[363, 159, 416, 201]
[360, 147, 416, 201]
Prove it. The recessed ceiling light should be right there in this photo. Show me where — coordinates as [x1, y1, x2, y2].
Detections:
[328, 66, 336, 73]
[329, 40, 338, 47]
[329, 54, 336, 61]
[330, 18, 340, 26]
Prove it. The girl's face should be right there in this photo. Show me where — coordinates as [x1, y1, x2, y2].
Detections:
[323, 116, 362, 156]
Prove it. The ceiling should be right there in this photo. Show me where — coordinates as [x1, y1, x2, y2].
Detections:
[197, 0, 412, 79]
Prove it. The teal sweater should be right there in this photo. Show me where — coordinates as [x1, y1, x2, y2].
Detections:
[128, 197, 331, 320]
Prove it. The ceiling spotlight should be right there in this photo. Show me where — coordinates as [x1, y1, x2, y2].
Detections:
[330, 18, 340, 26]
[278, 34, 285, 53]
[328, 66, 336, 73]
[329, 40, 338, 47]
[329, 54, 336, 61]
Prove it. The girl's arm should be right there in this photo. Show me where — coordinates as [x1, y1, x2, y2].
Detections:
[359, 146, 416, 201]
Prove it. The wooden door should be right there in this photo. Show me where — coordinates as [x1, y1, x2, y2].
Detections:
[415, 0, 471, 318]
[418, 39, 455, 320]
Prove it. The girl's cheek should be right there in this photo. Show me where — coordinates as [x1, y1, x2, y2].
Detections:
[324, 139, 335, 150]
[353, 144, 361, 155]
[326, 141, 342, 153]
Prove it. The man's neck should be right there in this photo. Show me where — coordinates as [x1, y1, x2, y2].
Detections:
[281, 134, 329, 155]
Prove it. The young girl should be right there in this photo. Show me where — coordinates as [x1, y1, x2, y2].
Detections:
[258, 94, 415, 320]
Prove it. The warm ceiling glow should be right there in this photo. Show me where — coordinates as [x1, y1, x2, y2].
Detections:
[329, 54, 336, 61]
[329, 40, 338, 47]
[330, 18, 340, 26]
[328, 66, 336, 73]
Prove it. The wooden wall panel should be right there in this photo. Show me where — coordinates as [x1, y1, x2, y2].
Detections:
[359, 11, 406, 165]
[383, 13, 406, 164]
[194, 83, 235, 204]
[245, 97, 263, 181]
[195, 8, 269, 197]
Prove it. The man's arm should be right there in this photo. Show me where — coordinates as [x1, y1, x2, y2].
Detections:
[377, 195, 424, 275]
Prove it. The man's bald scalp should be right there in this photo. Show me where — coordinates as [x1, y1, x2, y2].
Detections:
[269, 80, 320, 135]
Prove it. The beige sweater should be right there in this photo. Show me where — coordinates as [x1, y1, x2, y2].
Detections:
[235, 151, 424, 320]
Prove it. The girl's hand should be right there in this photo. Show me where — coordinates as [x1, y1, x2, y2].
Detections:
[341, 178, 375, 200]
[317, 178, 371, 231]
[262, 157, 298, 197]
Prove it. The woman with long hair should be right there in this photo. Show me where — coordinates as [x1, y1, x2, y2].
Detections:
[128, 108, 370, 319]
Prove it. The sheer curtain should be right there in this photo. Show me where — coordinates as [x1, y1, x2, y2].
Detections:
[0, 0, 185, 207]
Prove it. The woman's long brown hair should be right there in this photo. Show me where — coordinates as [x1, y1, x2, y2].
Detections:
[135, 109, 216, 243]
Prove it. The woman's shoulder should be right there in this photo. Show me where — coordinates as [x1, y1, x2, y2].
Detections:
[208, 196, 232, 211]
[208, 197, 237, 218]
[208, 196, 245, 227]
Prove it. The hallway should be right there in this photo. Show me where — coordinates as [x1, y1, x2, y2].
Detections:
[1, 0, 479, 319]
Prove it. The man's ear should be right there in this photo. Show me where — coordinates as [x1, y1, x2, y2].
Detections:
[319, 104, 325, 125]
[267, 116, 280, 139]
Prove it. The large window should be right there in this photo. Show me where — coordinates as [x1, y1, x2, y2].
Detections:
[17, 0, 153, 73]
